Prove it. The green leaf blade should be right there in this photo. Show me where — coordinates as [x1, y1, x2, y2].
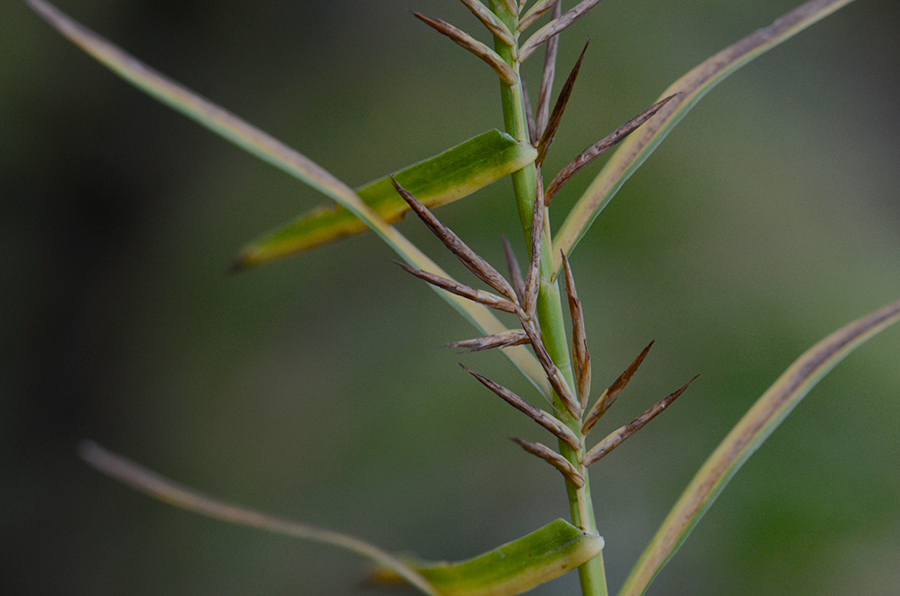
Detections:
[234, 130, 538, 269]
[374, 519, 604, 596]
[552, 0, 858, 272]
[618, 297, 900, 596]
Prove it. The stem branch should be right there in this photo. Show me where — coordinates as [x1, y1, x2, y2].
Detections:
[488, 5, 608, 596]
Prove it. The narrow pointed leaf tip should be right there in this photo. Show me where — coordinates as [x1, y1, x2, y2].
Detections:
[235, 130, 537, 269]
[368, 518, 603, 596]
[620, 296, 900, 596]
[536, 38, 590, 167]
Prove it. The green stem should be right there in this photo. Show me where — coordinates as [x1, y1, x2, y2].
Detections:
[489, 4, 608, 596]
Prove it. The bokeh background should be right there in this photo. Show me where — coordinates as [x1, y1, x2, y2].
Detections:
[3, 1, 899, 595]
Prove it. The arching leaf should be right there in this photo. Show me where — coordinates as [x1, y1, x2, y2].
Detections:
[234, 130, 536, 269]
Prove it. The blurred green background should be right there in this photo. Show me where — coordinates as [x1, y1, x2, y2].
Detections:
[3, 1, 899, 595]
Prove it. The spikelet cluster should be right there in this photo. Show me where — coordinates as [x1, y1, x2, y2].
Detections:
[396, 1, 695, 486]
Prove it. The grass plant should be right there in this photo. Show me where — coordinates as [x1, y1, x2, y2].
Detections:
[24, 1, 899, 595]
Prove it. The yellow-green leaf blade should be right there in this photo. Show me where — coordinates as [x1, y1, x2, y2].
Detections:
[552, 0, 858, 273]
[371, 519, 604, 596]
[234, 130, 538, 269]
[618, 297, 900, 596]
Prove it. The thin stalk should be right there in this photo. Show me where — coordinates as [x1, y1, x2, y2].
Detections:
[488, 4, 608, 596]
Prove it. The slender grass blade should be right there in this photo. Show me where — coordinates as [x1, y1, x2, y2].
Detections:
[618, 297, 900, 596]
[552, 0, 858, 273]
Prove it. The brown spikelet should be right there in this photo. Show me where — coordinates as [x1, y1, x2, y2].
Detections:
[522, 174, 544, 318]
[518, 0, 561, 32]
[391, 178, 519, 303]
[413, 13, 518, 85]
[534, 1, 562, 139]
[545, 94, 679, 203]
[443, 329, 529, 352]
[519, 0, 606, 62]
[501, 236, 527, 305]
[394, 261, 518, 314]
[520, 74, 537, 142]
[583, 375, 698, 466]
[582, 341, 655, 434]
[511, 438, 584, 487]
[522, 323, 580, 418]
[536, 38, 590, 167]
[456, 0, 515, 46]
[461, 365, 581, 449]
[561, 252, 591, 409]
